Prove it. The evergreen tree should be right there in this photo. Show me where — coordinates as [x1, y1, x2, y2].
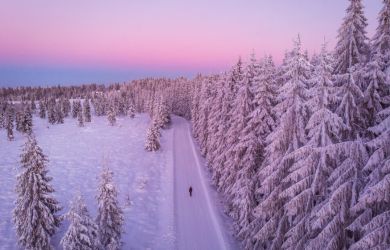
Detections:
[15, 110, 23, 132]
[96, 167, 124, 250]
[222, 54, 258, 237]
[362, 58, 387, 128]
[62, 98, 71, 117]
[47, 99, 57, 125]
[61, 194, 101, 250]
[6, 106, 14, 141]
[78, 109, 84, 127]
[213, 59, 243, 188]
[372, 0, 390, 68]
[128, 102, 135, 118]
[22, 107, 33, 134]
[240, 55, 277, 248]
[84, 99, 92, 123]
[30, 99, 36, 113]
[39, 100, 46, 119]
[72, 100, 81, 119]
[107, 106, 116, 126]
[13, 135, 61, 250]
[144, 123, 160, 151]
[55, 102, 64, 124]
[334, 0, 369, 75]
[251, 36, 310, 249]
[278, 44, 346, 249]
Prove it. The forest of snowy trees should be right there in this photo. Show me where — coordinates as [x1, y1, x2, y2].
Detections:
[1, 0, 390, 249]
[191, 0, 390, 249]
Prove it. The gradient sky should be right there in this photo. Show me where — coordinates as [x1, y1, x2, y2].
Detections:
[0, 0, 383, 86]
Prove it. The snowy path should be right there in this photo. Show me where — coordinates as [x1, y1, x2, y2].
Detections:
[173, 116, 235, 250]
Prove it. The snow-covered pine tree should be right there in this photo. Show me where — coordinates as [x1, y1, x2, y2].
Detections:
[275, 43, 346, 249]
[6, 106, 14, 141]
[144, 122, 160, 151]
[55, 102, 64, 124]
[334, 0, 369, 75]
[213, 59, 243, 189]
[30, 99, 36, 113]
[107, 106, 116, 126]
[204, 74, 225, 171]
[13, 135, 61, 250]
[96, 167, 124, 250]
[347, 4, 390, 245]
[221, 53, 259, 237]
[372, 0, 390, 69]
[47, 98, 57, 125]
[61, 194, 101, 250]
[72, 100, 81, 119]
[239, 55, 278, 248]
[190, 79, 203, 138]
[251, 36, 310, 249]
[307, 138, 368, 249]
[362, 58, 387, 128]
[39, 100, 46, 119]
[348, 89, 390, 249]
[128, 102, 135, 118]
[22, 106, 33, 134]
[84, 99, 92, 123]
[62, 98, 71, 117]
[197, 76, 216, 157]
[15, 110, 23, 132]
[78, 108, 84, 127]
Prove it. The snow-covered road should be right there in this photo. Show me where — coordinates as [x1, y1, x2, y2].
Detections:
[173, 116, 234, 250]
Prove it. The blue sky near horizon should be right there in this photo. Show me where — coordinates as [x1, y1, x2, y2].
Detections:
[0, 0, 383, 87]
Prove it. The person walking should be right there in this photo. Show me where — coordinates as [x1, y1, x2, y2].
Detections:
[189, 186, 193, 197]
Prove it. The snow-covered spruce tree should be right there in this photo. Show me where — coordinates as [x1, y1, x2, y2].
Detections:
[362, 58, 387, 128]
[72, 100, 81, 119]
[197, 76, 217, 157]
[190, 80, 202, 138]
[250, 36, 311, 249]
[203, 74, 225, 171]
[213, 59, 243, 189]
[336, 68, 366, 139]
[307, 139, 368, 249]
[372, 0, 390, 68]
[78, 108, 84, 127]
[107, 106, 116, 126]
[348, 93, 390, 249]
[62, 98, 71, 117]
[30, 99, 36, 113]
[239, 55, 277, 248]
[220, 54, 261, 238]
[334, 0, 369, 75]
[22, 106, 33, 135]
[83, 99, 92, 123]
[15, 110, 23, 132]
[144, 122, 160, 151]
[6, 106, 14, 141]
[96, 167, 124, 250]
[39, 100, 46, 119]
[128, 102, 135, 118]
[13, 135, 61, 250]
[61, 194, 101, 250]
[55, 102, 64, 124]
[273, 43, 345, 249]
[346, 6, 390, 243]
[47, 99, 56, 125]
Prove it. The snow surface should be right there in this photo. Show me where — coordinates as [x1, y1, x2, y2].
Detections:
[0, 114, 238, 249]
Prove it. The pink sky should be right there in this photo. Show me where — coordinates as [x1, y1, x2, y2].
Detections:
[0, 0, 383, 85]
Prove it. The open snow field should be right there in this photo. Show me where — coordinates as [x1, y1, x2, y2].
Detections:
[0, 114, 174, 249]
[0, 114, 237, 250]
